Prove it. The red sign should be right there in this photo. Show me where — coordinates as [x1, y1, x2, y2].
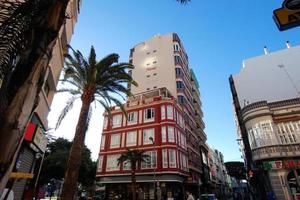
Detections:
[283, 160, 300, 169]
[24, 123, 37, 141]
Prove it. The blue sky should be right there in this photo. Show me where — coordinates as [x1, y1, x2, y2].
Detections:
[50, 0, 300, 161]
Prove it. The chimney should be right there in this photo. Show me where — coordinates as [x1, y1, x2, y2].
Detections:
[286, 41, 291, 48]
[263, 46, 269, 55]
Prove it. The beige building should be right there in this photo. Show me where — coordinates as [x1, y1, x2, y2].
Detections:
[7, 1, 81, 199]
[129, 33, 208, 197]
[230, 43, 300, 200]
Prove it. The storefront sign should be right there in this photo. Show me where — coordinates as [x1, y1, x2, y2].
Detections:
[33, 126, 47, 153]
[273, 0, 300, 31]
[283, 160, 300, 169]
[10, 172, 34, 179]
[262, 161, 283, 170]
[263, 160, 300, 170]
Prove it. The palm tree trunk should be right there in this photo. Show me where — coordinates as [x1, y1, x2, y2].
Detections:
[131, 166, 137, 200]
[60, 96, 92, 200]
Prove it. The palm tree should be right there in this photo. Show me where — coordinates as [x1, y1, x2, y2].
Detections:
[117, 149, 150, 200]
[176, 0, 191, 3]
[0, 0, 72, 193]
[56, 45, 137, 199]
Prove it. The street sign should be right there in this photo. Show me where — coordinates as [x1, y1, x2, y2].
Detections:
[273, 0, 300, 31]
[10, 172, 34, 179]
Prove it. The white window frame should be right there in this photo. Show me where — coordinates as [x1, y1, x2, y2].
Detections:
[106, 154, 120, 171]
[141, 151, 157, 169]
[128, 112, 138, 125]
[110, 133, 121, 149]
[103, 116, 108, 129]
[126, 131, 137, 147]
[168, 126, 175, 143]
[112, 114, 122, 128]
[167, 105, 174, 120]
[143, 128, 154, 145]
[162, 149, 168, 168]
[144, 108, 155, 122]
[97, 155, 103, 172]
[162, 126, 167, 143]
[100, 135, 106, 150]
[161, 105, 166, 120]
[169, 149, 177, 168]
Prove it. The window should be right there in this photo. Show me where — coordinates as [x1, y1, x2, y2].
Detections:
[174, 55, 182, 65]
[182, 153, 187, 171]
[141, 151, 156, 169]
[43, 81, 51, 97]
[169, 149, 177, 168]
[167, 105, 174, 119]
[178, 95, 185, 104]
[181, 133, 186, 148]
[100, 135, 106, 150]
[277, 122, 299, 144]
[143, 128, 154, 144]
[162, 126, 167, 143]
[176, 81, 184, 89]
[110, 134, 121, 148]
[161, 105, 166, 120]
[97, 155, 103, 172]
[162, 149, 168, 168]
[153, 61, 157, 64]
[126, 131, 137, 147]
[112, 114, 122, 128]
[106, 154, 120, 171]
[173, 44, 179, 51]
[128, 112, 137, 124]
[247, 121, 278, 149]
[175, 68, 183, 76]
[144, 108, 155, 122]
[103, 117, 108, 129]
[177, 131, 181, 146]
[168, 126, 175, 142]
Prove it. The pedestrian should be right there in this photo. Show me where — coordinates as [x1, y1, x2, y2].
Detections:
[267, 191, 275, 200]
[186, 191, 195, 200]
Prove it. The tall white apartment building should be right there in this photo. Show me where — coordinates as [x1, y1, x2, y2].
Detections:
[129, 33, 208, 197]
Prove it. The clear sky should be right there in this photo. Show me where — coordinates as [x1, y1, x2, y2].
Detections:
[48, 0, 300, 161]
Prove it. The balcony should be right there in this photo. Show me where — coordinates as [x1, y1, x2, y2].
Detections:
[252, 143, 300, 161]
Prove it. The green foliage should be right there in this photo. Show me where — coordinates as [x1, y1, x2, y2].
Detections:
[39, 138, 96, 187]
[56, 45, 137, 129]
[118, 149, 150, 170]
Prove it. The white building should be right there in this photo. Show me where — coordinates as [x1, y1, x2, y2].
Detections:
[230, 43, 300, 200]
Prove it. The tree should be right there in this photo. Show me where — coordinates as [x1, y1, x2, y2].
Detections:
[56, 46, 137, 199]
[39, 138, 96, 190]
[0, 0, 190, 192]
[117, 149, 150, 200]
[0, 0, 73, 192]
[176, 0, 190, 3]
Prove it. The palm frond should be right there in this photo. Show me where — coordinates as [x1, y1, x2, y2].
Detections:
[84, 106, 93, 132]
[176, 0, 190, 4]
[57, 88, 81, 95]
[55, 96, 78, 130]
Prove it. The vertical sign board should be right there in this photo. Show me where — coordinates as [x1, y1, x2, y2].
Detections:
[273, 0, 300, 31]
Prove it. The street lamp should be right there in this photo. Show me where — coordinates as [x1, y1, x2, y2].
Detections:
[149, 136, 159, 200]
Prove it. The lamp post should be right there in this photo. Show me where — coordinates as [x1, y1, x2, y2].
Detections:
[149, 136, 158, 200]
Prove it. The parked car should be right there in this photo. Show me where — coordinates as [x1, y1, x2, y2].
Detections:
[200, 194, 216, 200]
